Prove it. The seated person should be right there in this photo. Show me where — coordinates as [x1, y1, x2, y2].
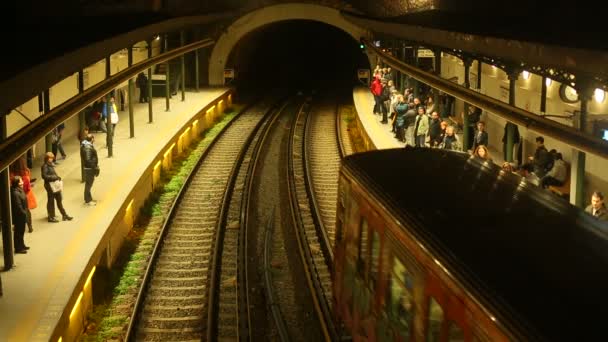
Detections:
[541, 153, 567, 189]
[520, 163, 540, 186]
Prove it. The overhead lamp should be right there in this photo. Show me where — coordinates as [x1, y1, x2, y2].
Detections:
[522, 70, 530, 80]
[545, 78, 552, 87]
[155, 35, 160, 41]
[594, 88, 605, 103]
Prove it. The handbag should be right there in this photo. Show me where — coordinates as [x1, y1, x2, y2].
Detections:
[50, 179, 63, 193]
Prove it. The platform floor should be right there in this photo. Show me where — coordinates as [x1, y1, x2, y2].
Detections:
[0, 89, 228, 341]
[352, 87, 507, 165]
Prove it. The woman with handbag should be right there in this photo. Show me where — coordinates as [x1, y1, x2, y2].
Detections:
[41, 152, 73, 223]
[9, 157, 37, 232]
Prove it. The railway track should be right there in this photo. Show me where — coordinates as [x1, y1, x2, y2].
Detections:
[125, 97, 281, 341]
[210, 98, 288, 341]
[286, 97, 348, 341]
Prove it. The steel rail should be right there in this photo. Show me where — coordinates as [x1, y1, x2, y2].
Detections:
[206, 97, 284, 341]
[0, 38, 215, 172]
[262, 208, 291, 342]
[302, 103, 334, 263]
[287, 100, 339, 342]
[362, 39, 608, 160]
[124, 99, 254, 341]
[240, 97, 290, 341]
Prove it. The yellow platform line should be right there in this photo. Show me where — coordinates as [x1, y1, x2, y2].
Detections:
[10, 95, 222, 341]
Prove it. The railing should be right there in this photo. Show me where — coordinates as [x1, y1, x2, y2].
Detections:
[0, 38, 215, 172]
[363, 39, 608, 160]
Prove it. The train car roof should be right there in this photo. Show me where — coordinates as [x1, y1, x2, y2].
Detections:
[342, 148, 608, 341]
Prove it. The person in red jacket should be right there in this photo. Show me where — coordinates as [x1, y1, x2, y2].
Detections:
[370, 76, 383, 116]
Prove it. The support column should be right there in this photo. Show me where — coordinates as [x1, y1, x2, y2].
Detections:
[78, 70, 85, 182]
[128, 46, 135, 138]
[412, 46, 419, 98]
[400, 44, 406, 92]
[147, 39, 154, 123]
[572, 87, 592, 207]
[434, 48, 442, 109]
[540, 76, 548, 114]
[477, 60, 482, 89]
[180, 31, 186, 101]
[106, 56, 113, 157]
[164, 34, 171, 112]
[43, 91, 52, 153]
[195, 49, 200, 92]
[462, 58, 472, 152]
[1, 112, 14, 270]
[503, 69, 520, 163]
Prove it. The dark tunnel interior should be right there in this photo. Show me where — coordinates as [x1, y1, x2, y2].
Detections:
[229, 20, 370, 93]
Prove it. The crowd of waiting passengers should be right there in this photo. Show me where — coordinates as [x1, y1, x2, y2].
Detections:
[370, 66, 608, 222]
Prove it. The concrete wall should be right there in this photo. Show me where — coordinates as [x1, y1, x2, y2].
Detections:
[439, 54, 608, 199]
[6, 40, 161, 166]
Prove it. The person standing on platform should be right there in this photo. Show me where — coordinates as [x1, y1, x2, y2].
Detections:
[428, 112, 442, 148]
[10, 176, 29, 254]
[136, 72, 149, 103]
[473, 121, 489, 149]
[370, 76, 383, 116]
[81, 134, 99, 206]
[41, 152, 73, 223]
[585, 192, 608, 221]
[103, 96, 119, 136]
[414, 106, 429, 147]
[9, 157, 36, 232]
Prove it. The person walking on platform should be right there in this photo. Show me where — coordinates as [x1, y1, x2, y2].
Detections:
[41, 152, 73, 223]
[585, 192, 608, 221]
[102, 96, 119, 136]
[136, 72, 149, 103]
[10, 176, 30, 254]
[81, 134, 99, 206]
[9, 157, 36, 232]
[51, 123, 67, 163]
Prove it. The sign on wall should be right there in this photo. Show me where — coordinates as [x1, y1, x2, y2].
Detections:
[417, 49, 435, 58]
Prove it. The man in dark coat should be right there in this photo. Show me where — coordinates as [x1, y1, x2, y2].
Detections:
[80, 134, 99, 206]
[10, 176, 29, 253]
[585, 192, 608, 221]
[473, 121, 489, 149]
[136, 72, 149, 103]
[428, 111, 442, 147]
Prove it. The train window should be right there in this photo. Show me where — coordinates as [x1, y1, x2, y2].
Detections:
[387, 257, 414, 339]
[357, 218, 369, 275]
[448, 321, 465, 342]
[427, 297, 444, 342]
[345, 199, 360, 260]
[369, 230, 380, 289]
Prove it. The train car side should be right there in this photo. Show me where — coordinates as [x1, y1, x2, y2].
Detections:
[333, 165, 512, 342]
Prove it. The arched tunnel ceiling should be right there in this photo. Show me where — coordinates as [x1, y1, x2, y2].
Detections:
[223, 19, 370, 89]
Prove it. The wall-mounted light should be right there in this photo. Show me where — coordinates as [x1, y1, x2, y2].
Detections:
[522, 70, 530, 80]
[545, 78, 552, 87]
[594, 88, 605, 103]
[155, 35, 160, 41]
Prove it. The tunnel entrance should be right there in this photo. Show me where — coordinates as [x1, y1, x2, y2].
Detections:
[226, 20, 369, 92]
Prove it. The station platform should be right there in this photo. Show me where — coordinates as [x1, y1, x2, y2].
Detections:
[0, 88, 229, 341]
[352, 86, 508, 166]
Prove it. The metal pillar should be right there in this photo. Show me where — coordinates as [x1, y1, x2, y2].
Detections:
[540, 76, 548, 114]
[505, 69, 519, 163]
[147, 39, 154, 123]
[180, 31, 186, 101]
[106, 56, 113, 157]
[412, 46, 419, 98]
[462, 58, 472, 152]
[434, 48, 442, 110]
[477, 61, 482, 89]
[573, 88, 592, 207]
[164, 34, 171, 112]
[0, 113, 14, 270]
[195, 49, 200, 92]
[128, 46, 135, 138]
[43, 91, 52, 153]
[78, 70, 85, 182]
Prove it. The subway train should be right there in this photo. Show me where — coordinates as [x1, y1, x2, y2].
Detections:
[332, 147, 608, 341]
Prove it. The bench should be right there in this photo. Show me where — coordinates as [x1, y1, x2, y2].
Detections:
[548, 162, 571, 198]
